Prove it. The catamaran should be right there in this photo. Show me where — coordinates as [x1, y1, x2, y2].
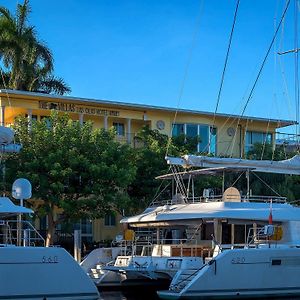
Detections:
[154, 154, 300, 299]
[83, 153, 300, 299]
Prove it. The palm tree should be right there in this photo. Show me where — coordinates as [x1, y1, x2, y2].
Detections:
[0, 0, 71, 95]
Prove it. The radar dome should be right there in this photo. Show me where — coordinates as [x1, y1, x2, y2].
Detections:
[12, 178, 32, 200]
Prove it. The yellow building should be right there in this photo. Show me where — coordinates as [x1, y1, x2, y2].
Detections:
[0, 89, 295, 244]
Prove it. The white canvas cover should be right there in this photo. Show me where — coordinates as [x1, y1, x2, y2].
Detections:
[121, 201, 300, 225]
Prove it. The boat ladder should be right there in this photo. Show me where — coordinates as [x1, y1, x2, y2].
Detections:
[169, 268, 200, 292]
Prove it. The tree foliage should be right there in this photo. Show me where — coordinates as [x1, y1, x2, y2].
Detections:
[0, 0, 70, 95]
[127, 126, 220, 212]
[237, 143, 300, 201]
[6, 112, 136, 245]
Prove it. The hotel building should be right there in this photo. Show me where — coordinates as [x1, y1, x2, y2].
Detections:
[0, 89, 295, 244]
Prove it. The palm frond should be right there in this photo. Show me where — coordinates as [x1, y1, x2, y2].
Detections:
[16, 0, 31, 34]
[37, 76, 71, 95]
[0, 7, 14, 22]
[34, 42, 53, 72]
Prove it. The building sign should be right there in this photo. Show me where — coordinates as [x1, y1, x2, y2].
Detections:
[39, 101, 120, 117]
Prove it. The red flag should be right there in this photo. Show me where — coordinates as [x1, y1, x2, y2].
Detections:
[268, 199, 273, 225]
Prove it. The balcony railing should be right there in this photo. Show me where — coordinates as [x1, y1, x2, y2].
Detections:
[276, 132, 300, 145]
[115, 133, 145, 148]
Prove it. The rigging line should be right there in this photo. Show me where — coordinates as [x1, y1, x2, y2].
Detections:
[294, 0, 300, 145]
[277, 0, 294, 120]
[171, 165, 187, 197]
[230, 0, 291, 156]
[151, 165, 172, 202]
[278, 54, 293, 119]
[165, 0, 204, 157]
[260, 119, 271, 160]
[239, 0, 291, 118]
[151, 181, 171, 204]
[251, 171, 282, 197]
[230, 171, 245, 188]
[204, 66, 258, 154]
[210, 0, 240, 143]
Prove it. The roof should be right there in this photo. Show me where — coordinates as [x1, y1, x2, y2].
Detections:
[0, 89, 296, 128]
[121, 202, 300, 225]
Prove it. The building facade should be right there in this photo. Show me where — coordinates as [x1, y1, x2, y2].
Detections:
[0, 89, 295, 244]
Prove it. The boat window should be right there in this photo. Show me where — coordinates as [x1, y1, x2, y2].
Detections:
[222, 223, 232, 244]
[202, 223, 214, 240]
[272, 259, 281, 266]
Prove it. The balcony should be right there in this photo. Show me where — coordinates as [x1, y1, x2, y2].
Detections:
[115, 133, 144, 148]
[276, 132, 300, 151]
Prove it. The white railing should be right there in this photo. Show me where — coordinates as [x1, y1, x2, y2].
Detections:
[0, 220, 45, 247]
[150, 194, 286, 206]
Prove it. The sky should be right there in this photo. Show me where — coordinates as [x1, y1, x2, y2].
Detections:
[1, 0, 299, 126]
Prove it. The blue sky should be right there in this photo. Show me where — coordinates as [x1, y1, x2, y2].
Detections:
[1, 0, 299, 124]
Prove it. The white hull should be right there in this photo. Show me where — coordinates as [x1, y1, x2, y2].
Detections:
[0, 246, 99, 300]
[158, 247, 300, 299]
[99, 255, 203, 289]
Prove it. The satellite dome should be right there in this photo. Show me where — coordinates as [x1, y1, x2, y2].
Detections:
[12, 178, 32, 200]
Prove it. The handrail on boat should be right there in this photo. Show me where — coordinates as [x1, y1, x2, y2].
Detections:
[150, 194, 286, 206]
[0, 220, 45, 247]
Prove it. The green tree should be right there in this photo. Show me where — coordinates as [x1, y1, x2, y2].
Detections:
[127, 126, 220, 212]
[0, 0, 70, 95]
[241, 143, 299, 201]
[6, 112, 136, 246]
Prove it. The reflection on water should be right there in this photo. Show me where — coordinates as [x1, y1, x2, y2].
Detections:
[99, 291, 126, 300]
[99, 291, 159, 300]
[99, 293, 300, 300]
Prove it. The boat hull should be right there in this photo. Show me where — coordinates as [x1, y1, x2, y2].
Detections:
[0, 246, 99, 300]
[158, 247, 300, 300]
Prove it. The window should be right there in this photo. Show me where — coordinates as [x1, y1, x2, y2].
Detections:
[25, 114, 38, 121]
[73, 219, 93, 242]
[40, 116, 52, 128]
[104, 214, 116, 226]
[113, 122, 125, 136]
[198, 125, 209, 152]
[245, 131, 272, 153]
[186, 124, 197, 137]
[172, 123, 217, 155]
[172, 124, 184, 136]
[209, 127, 217, 155]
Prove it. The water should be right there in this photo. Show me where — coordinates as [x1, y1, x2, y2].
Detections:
[98, 292, 300, 300]
[99, 291, 159, 300]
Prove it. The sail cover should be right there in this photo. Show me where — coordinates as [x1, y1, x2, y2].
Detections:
[166, 155, 300, 175]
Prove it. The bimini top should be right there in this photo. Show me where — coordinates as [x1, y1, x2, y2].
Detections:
[121, 201, 300, 226]
[166, 155, 300, 175]
[0, 197, 33, 216]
